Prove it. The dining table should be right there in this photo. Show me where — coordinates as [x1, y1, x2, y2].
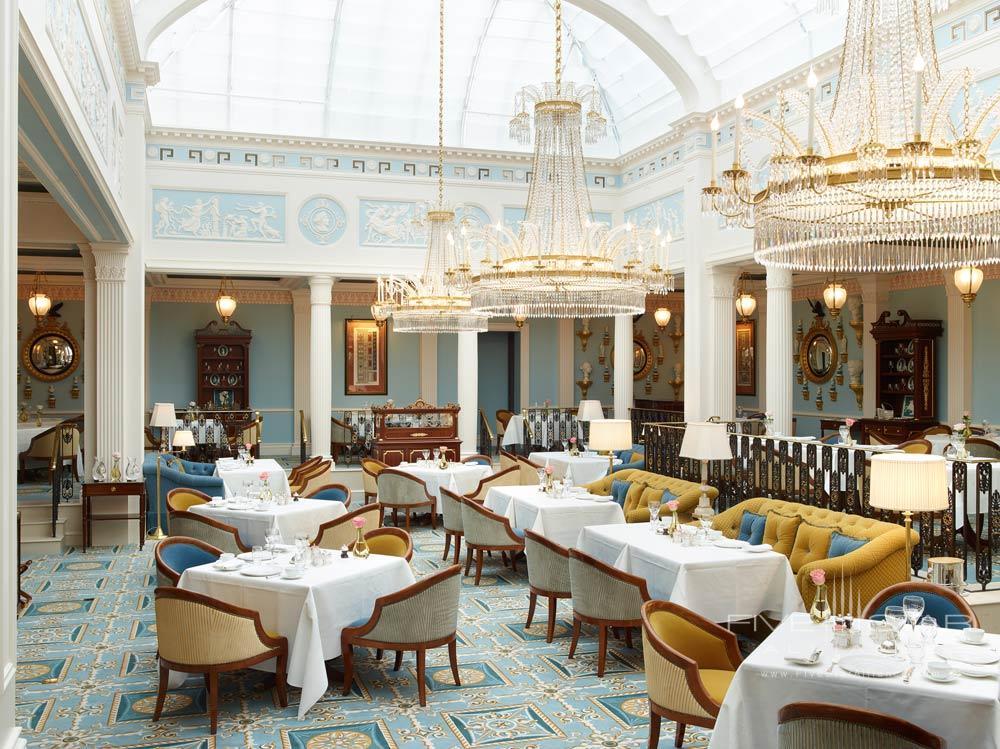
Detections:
[178, 550, 415, 717]
[709, 611, 1000, 748]
[214, 457, 291, 499]
[393, 461, 492, 501]
[189, 498, 346, 546]
[483, 484, 625, 548]
[575, 523, 804, 623]
[527, 451, 618, 485]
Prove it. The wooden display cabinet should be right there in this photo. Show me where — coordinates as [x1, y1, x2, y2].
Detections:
[372, 399, 461, 466]
[195, 321, 252, 411]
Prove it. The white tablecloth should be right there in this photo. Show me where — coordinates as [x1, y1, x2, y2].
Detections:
[189, 498, 346, 546]
[501, 415, 525, 446]
[484, 485, 625, 548]
[576, 524, 804, 623]
[394, 462, 492, 500]
[215, 458, 291, 499]
[528, 451, 613, 485]
[710, 612, 1000, 749]
[179, 553, 415, 717]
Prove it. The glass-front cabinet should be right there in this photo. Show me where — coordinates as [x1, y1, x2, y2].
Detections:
[372, 399, 461, 465]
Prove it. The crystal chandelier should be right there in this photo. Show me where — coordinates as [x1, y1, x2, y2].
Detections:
[702, 0, 1000, 275]
[371, 0, 487, 335]
[461, 0, 673, 319]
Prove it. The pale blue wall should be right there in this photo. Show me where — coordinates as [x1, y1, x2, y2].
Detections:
[479, 332, 513, 426]
[972, 279, 1000, 422]
[437, 334, 457, 405]
[528, 318, 560, 405]
[334, 307, 420, 406]
[17, 299, 86, 414]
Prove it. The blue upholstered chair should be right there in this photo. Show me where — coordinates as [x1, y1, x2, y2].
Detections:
[155, 536, 221, 587]
[305, 483, 351, 507]
[462, 454, 493, 466]
[143, 453, 225, 532]
[615, 444, 646, 472]
[861, 581, 979, 630]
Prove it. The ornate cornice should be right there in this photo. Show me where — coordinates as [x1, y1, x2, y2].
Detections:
[147, 286, 379, 307]
[644, 292, 684, 314]
[17, 283, 86, 301]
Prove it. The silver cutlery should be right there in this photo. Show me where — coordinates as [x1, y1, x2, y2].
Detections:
[902, 666, 915, 683]
[826, 656, 839, 673]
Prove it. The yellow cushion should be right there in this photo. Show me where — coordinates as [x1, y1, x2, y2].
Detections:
[623, 481, 648, 515]
[648, 611, 733, 671]
[764, 512, 801, 556]
[788, 521, 834, 573]
[367, 534, 408, 558]
[699, 668, 736, 705]
[168, 492, 207, 512]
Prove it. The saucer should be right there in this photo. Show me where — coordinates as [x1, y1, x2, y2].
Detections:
[960, 636, 988, 647]
[924, 669, 957, 683]
[281, 567, 305, 580]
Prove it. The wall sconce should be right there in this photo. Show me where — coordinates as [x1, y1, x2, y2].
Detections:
[653, 307, 671, 329]
[215, 277, 238, 324]
[823, 278, 847, 317]
[27, 271, 52, 322]
[954, 266, 984, 306]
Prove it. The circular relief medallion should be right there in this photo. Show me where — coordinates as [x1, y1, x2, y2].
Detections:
[299, 196, 348, 246]
[305, 730, 373, 749]
[131, 693, 193, 715]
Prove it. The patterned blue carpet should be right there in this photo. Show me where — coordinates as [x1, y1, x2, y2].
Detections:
[16, 527, 714, 749]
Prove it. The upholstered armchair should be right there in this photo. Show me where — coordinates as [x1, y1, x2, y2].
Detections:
[154, 536, 221, 587]
[356, 527, 413, 562]
[862, 581, 979, 629]
[312, 503, 383, 550]
[330, 416, 356, 463]
[897, 439, 933, 454]
[496, 410, 514, 454]
[460, 496, 525, 585]
[154, 587, 288, 734]
[440, 487, 467, 564]
[462, 454, 493, 466]
[966, 437, 1000, 459]
[517, 456, 543, 485]
[304, 483, 351, 507]
[524, 529, 571, 642]
[18, 423, 80, 479]
[777, 702, 945, 749]
[641, 600, 742, 749]
[167, 510, 249, 554]
[499, 449, 518, 472]
[361, 458, 387, 504]
[144, 454, 224, 531]
[341, 565, 462, 706]
[615, 444, 646, 472]
[568, 548, 650, 676]
[287, 456, 322, 486]
[466, 466, 521, 500]
[289, 459, 331, 495]
[166, 487, 212, 513]
[376, 468, 437, 530]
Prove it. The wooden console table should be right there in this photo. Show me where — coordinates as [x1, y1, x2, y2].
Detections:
[82, 482, 147, 551]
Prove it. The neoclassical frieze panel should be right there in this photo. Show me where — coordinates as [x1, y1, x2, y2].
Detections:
[151, 189, 285, 242]
[624, 191, 684, 239]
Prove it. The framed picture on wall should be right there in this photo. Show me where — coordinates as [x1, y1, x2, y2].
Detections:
[901, 395, 915, 418]
[345, 319, 388, 395]
[736, 320, 756, 396]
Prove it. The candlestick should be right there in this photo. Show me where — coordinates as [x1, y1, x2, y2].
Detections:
[710, 113, 720, 181]
[806, 67, 818, 153]
[733, 94, 745, 166]
[912, 53, 925, 139]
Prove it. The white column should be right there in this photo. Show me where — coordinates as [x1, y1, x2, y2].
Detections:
[457, 331, 479, 455]
[81, 248, 97, 476]
[91, 244, 131, 462]
[558, 319, 574, 406]
[309, 276, 333, 458]
[944, 274, 972, 424]
[291, 288, 311, 454]
[613, 314, 633, 419]
[419, 333, 438, 403]
[0, 0, 21, 740]
[765, 266, 794, 435]
[708, 267, 738, 420]
[858, 276, 889, 415]
[683, 260, 706, 421]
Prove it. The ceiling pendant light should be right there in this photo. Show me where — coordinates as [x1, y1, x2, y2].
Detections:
[823, 278, 847, 317]
[734, 273, 757, 320]
[954, 265, 984, 306]
[461, 0, 673, 318]
[703, 0, 1000, 275]
[373, 0, 487, 335]
[653, 307, 672, 329]
[215, 277, 238, 324]
[27, 271, 52, 322]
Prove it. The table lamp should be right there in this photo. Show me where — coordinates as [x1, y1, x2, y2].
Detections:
[172, 429, 195, 457]
[868, 453, 947, 570]
[588, 419, 633, 476]
[148, 403, 177, 541]
[576, 399, 604, 444]
[679, 422, 733, 525]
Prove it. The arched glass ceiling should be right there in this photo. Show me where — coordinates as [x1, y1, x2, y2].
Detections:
[145, 0, 843, 157]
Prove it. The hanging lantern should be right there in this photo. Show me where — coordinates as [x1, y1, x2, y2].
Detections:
[823, 279, 847, 317]
[734, 272, 757, 320]
[27, 272, 51, 322]
[513, 306, 528, 329]
[215, 277, 238, 324]
[653, 307, 672, 329]
[954, 266, 984, 306]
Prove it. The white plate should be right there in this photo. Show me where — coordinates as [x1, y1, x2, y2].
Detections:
[935, 644, 1000, 665]
[239, 563, 281, 577]
[253, 506, 274, 513]
[588, 495, 611, 502]
[745, 544, 773, 553]
[960, 636, 989, 646]
[838, 654, 906, 678]
[954, 663, 998, 678]
[713, 539, 746, 549]
[237, 552, 275, 562]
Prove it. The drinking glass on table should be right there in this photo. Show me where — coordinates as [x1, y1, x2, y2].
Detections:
[884, 605, 906, 642]
[648, 500, 661, 532]
[919, 615, 938, 645]
[422, 449, 429, 464]
[265, 527, 281, 553]
[903, 595, 925, 633]
[252, 545, 266, 564]
[906, 636, 925, 666]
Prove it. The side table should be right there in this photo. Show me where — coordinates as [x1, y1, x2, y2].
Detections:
[82, 482, 147, 551]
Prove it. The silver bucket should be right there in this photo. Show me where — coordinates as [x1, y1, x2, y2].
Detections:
[927, 556, 966, 593]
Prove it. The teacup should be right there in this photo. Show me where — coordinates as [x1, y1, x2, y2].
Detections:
[926, 660, 953, 679]
[962, 627, 986, 644]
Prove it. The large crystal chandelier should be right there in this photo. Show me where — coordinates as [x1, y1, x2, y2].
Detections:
[702, 0, 1000, 274]
[371, 0, 488, 334]
[460, 0, 673, 318]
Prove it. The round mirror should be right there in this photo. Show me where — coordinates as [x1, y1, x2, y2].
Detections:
[807, 337, 834, 377]
[22, 325, 80, 382]
[799, 326, 839, 384]
[633, 341, 649, 378]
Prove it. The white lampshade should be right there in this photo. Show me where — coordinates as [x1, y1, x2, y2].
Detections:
[577, 400, 605, 421]
[588, 419, 633, 451]
[823, 282, 847, 317]
[172, 429, 196, 449]
[653, 307, 671, 328]
[735, 292, 757, 319]
[679, 422, 733, 461]
[869, 453, 948, 513]
[149, 402, 177, 428]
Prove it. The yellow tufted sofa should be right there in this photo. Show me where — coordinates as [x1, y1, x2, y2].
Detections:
[712, 498, 918, 616]
[584, 469, 716, 524]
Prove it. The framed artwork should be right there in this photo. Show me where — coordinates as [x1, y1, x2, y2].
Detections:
[345, 319, 388, 395]
[901, 395, 915, 418]
[736, 320, 756, 396]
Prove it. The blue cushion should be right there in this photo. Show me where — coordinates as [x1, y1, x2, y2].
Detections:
[828, 531, 868, 558]
[869, 591, 973, 630]
[738, 511, 767, 544]
[160, 543, 218, 576]
[511, 527, 526, 539]
[310, 488, 348, 502]
[610, 480, 632, 507]
[659, 488, 678, 504]
[465, 457, 491, 466]
[346, 616, 371, 629]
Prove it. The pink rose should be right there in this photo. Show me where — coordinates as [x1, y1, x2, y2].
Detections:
[351, 517, 366, 529]
[569, 437, 577, 444]
[244, 442, 252, 450]
[844, 418, 855, 427]
[112, 451, 121, 460]
[544, 465, 553, 475]
[666, 500, 679, 512]
[259, 471, 269, 481]
[809, 568, 826, 586]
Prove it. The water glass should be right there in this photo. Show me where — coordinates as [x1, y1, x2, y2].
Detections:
[919, 615, 938, 645]
[252, 545, 265, 565]
[906, 638, 925, 666]
[884, 605, 906, 639]
[648, 501, 661, 531]
[903, 595, 925, 633]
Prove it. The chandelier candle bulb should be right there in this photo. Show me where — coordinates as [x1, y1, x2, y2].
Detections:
[912, 53, 925, 138]
[806, 67, 818, 153]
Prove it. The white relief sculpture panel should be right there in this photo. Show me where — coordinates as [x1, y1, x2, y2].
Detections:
[623, 192, 685, 239]
[359, 200, 427, 247]
[152, 189, 286, 242]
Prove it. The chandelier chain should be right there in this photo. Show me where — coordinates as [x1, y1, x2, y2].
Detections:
[438, 0, 445, 208]
[554, 0, 562, 94]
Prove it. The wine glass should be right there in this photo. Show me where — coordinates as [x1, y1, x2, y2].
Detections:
[902, 595, 925, 633]
[648, 500, 661, 532]
[422, 449, 429, 464]
[919, 615, 938, 646]
[884, 605, 906, 642]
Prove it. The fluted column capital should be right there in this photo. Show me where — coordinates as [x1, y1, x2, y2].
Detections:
[309, 275, 334, 305]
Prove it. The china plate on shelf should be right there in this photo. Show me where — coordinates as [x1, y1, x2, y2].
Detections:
[838, 654, 906, 678]
[935, 644, 1000, 665]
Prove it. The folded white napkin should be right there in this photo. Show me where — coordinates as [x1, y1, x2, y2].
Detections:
[784, 645, 821, 662]
[746, 543, 773, 552]
[955, 663, 998, 678]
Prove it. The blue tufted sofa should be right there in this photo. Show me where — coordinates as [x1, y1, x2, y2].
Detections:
[143, 453, 225, 530]
[614, 444, 645, 472]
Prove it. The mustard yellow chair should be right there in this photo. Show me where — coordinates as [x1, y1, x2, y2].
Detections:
[897, 439, 932, 454]
[641, 600, 742, 749]
[584, 469, 715, 524]
[356, 527, 413, 562]
[361, 458, 387, 504]
[313, 503, 383, 550]
[712, 498, 918, 616]
[154, 586, 287, 734]
[165, 487, 212, 513]
[466, 466, 521, 500]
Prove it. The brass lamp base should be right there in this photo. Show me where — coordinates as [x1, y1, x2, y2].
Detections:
[147, 526, 167, 540]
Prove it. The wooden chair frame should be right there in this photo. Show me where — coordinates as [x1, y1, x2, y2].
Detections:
[897, 438, 933, 454]
[167, 510, 251, 552]
[304, 482, 353, 508]
[916, 425, 952, 438]
[154, 536, 222, 586]
[778, 702, 946, 749]
[462, 454, 493, 466]
[289, 460, 331, 494]
[861, 580, 980, 628]
[568, 548, 651, 677]
[330, 415, 357, 463]
[524, 529, 571, 643]
[287, 455, 323, 485]
[459, 496, 524, 585]
[965, 436, 1000, 459]
[153, 586, 288, 734]
[440, 487, 471, 565]
[641, 599, 743, 749]
[355, 526, 413, 562]
[466, 466, 519, 500]
[361, 458, 388, 504]
[376, 468, 437, 531]
[340, 565, 462, 706]
[312, 502, 383, 547]
[165, 487, 213, 513]
[496, 410, 515, 454]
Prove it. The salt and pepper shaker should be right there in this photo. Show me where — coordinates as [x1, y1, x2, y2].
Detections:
[340, 544, 349, 559]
